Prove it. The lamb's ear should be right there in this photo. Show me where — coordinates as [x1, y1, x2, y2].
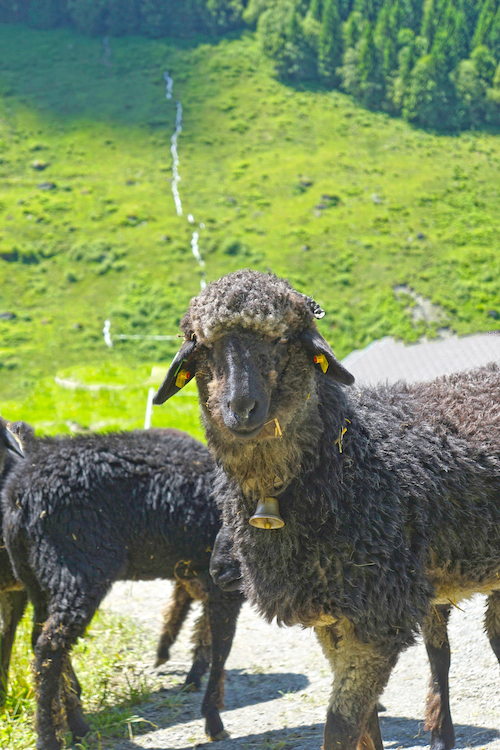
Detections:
[2, 424, 24, 458]
[153, 338, 198, 405]
[298, 329, 355, 385]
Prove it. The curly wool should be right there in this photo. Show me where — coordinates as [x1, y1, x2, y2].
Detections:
[181, 269, 317, 342]
[1, 428, 243, 747]
[172, 268, 500, 750]
[213, 363, 500, 646]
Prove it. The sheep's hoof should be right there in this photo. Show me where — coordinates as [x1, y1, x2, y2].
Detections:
[182, 680, 201, 692]
[208, 729, 230, 742]
[430, 736, 454, 750]
[155, 646, 170, 667]
[68, 715, 91, 741]
[36, 737, 62, 750]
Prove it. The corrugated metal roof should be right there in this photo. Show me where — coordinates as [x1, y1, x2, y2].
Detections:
[342, 332, 500, 385]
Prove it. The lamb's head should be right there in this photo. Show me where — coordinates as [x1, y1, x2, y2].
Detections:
[154, 270, 354, 443]
[0, 418, 24, 473]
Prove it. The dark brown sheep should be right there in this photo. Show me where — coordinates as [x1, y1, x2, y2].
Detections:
[154, 269, 500, 750]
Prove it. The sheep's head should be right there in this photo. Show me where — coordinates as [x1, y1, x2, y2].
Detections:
[153, 270, 354, 441]
[0, 418, 25, 471]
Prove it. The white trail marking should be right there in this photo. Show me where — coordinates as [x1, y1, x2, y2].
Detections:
[164, 72, 206, 289]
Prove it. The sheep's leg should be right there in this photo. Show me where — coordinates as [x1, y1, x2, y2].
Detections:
[33, 607, 95, 750]
[316, 622, 399, 750]
[184, 603, 211, 690]
[202, 584, 243, 741]
[32, 566, 117, 750]
[210, 525, 243, 591]
[485, 591, 500, 664]
[0, 590, 28, 703]
[65, 659, 82, 700]
[362, 706, 384, 750]
[422, 604, 454, 750]
[155, 582, 193, 667]
[61, 654, 89, 742]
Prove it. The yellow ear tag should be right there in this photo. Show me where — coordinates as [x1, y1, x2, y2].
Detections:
[314, 354, 329, 374]
[175, 369, 191, 389]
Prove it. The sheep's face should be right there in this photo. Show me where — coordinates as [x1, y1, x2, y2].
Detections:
[196, 328, 309, 440]
[154, 326, 354, 444]
[153, 271, 355, 441]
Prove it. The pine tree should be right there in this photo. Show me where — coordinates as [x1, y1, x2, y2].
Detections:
[471, 44, 496, 83]
[353, 0, 376, 22]
[488, 5, 500, 59]
[67, 0, 107, 35]
[399, 0, 422, 31]
[318, 0, 343, 83]
[472, 0, 497, 50]
[421, 0, 437, 51]
[441, 5, 469, 67]
[358, 20, 385, 105]
[459, 0, 480, 43]
[382, 36, 398, 76]
[138, 0, 169, 37]
[258, 1, 315, 80]
[359, 21, 377, 81]
[344, 10, 363, 47]
[107, 0, 139, 35]
[375, 0, 398, 76]
[309, 0, 323, 20]
[28, 0, 62, 29]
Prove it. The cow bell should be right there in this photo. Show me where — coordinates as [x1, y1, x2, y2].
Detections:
[249, 497, 284, 530]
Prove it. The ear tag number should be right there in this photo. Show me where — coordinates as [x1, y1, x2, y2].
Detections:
[175, 369, 191, 389]
[314, 354, 329, 373]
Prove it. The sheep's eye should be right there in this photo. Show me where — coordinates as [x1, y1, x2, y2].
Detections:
[278, 336, 289, 345]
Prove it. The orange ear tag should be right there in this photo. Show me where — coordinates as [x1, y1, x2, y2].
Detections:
[314, 354, 329, 373]
[175, 370, 191, 389]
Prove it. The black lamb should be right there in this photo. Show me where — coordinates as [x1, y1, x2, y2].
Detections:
[1, 426, 243, 750]
[0, 418, 26, 701]
[0, 421, 223, 706]
[153, 269, 500, 750]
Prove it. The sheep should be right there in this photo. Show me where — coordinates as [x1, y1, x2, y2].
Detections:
[0, 419, 26, 701]
[1, 426, 243, 750]
[210, 524, 500, 750]
[153, 268, 500, 750]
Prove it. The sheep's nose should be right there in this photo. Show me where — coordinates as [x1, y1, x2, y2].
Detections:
[229, 396, 257, 423]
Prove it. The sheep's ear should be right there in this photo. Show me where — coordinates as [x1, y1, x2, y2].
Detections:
[298, 329, 355, 385]
[153, 338, 198, 405]
[2, 424, 24, 458]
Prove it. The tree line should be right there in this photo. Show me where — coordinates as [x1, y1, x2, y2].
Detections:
[252, 0, 500, 129]
[0, 0, 246, 37]
[1, 0, 500, 129]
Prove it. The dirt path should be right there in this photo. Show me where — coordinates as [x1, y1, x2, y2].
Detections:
[102, 581, 500, 750]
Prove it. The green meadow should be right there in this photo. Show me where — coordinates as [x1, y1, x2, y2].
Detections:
[1, 21, 500, 435]
[1, 20, 500, 746]
[0, 604, 185, 749]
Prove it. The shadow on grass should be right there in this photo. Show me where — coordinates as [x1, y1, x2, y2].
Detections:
[275, 73, 500, 138]
[0, 23, 249, 127]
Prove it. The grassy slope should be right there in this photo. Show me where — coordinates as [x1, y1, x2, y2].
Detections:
[0, 605, 184, 749]
[1, 24, 500, 435]
[1, 23, 500, 746]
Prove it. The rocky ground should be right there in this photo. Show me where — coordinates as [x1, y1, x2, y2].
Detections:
[101, 581, 500, 750]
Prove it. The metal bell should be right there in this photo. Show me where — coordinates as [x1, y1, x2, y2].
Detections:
[249, 497, 284, 530]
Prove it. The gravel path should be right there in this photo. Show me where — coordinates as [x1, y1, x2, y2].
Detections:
[102, 581, 500, 750]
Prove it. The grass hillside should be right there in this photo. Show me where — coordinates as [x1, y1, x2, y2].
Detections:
[1, 23, 500, 434]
